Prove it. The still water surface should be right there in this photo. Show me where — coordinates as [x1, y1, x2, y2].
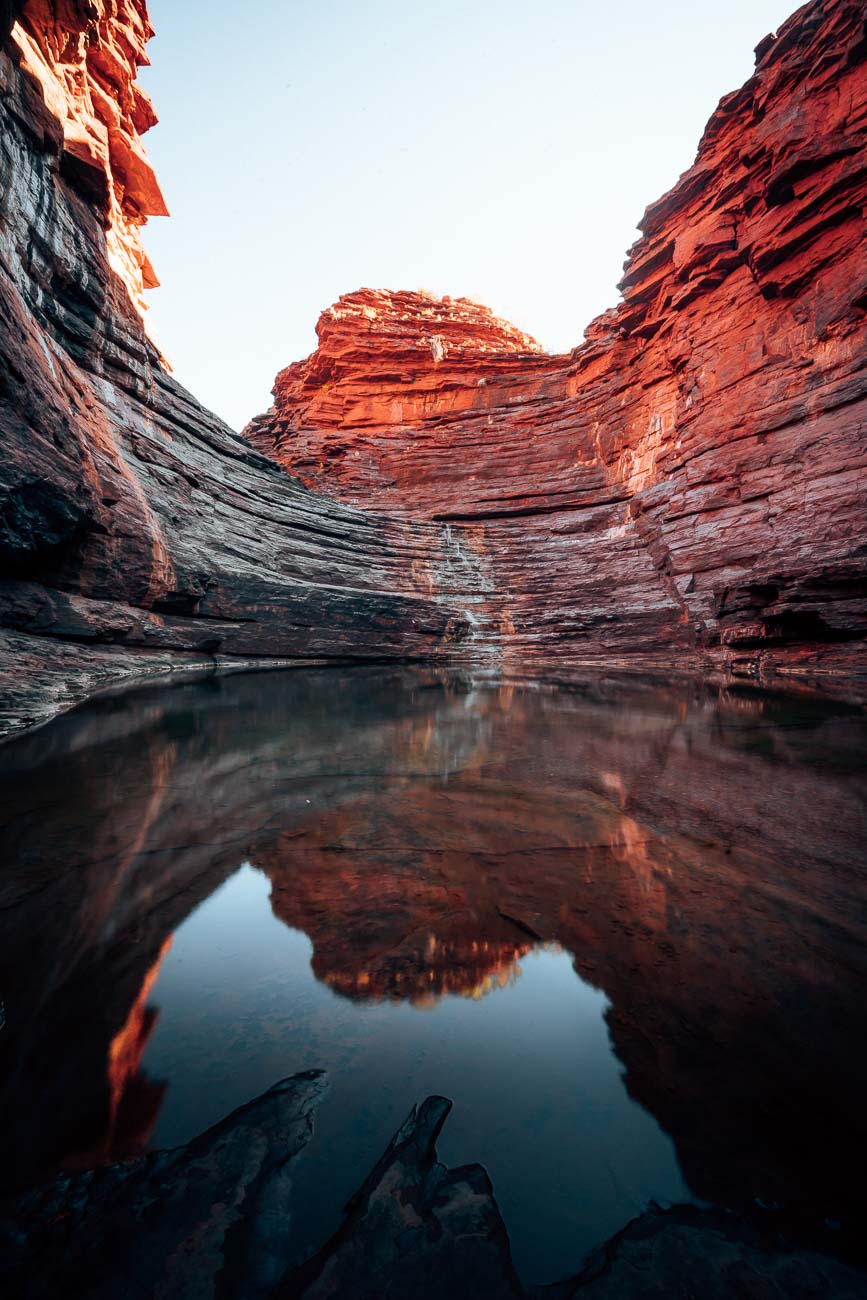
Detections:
[1, 667, 866, 1285]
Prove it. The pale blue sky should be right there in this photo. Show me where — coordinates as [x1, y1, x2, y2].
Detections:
[140, 0, 797, 431]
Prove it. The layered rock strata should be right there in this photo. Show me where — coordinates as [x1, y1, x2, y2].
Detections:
[7, 0, 166, 315]
[0, 2, 470, 738]
[1, 0, 865, 736]
[249, 0, 867, 677]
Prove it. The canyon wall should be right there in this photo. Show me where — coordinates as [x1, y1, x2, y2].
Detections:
[249, 0, 867, 678]
[0, 1, 469, 738]
[0, 0, 865, 740]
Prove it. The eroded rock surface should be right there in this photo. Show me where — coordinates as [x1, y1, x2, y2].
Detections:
[249, 0, 867, 677]
[0, 3, 470, 739]
[8, 0, 166, 315]
[2, 2, 866, 738]
[8, 1074, 864, 1300]
[0, 1070, 328, 1300]
[279, 1096, 524, 1299]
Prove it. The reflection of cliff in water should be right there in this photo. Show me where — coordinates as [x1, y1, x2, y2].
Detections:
[1, 668, 866, 1245]
[0, 669, 498, 1187]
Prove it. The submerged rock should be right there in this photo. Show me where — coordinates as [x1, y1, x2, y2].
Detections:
[0, 1071, 328, 1300]
[279, 1095, 524, 1299]
[3, 1073, 867, 1299]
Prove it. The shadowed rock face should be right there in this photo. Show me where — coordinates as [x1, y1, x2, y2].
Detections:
[280, 1099, 867, 1300]
[0, 3, 472, 739]
[5, 1080, 867, 1300]
[0, 1070, 330, 1300]
[278, 1095, 526, 1300]
[248, 0, 867, 677]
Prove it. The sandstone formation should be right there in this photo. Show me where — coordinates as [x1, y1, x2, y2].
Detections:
[7, 0, 166, 316]
[1, 4, 865, 739]
[249, 0, 867, 678]
[244, 289, 549, 467]
[0, 1, 471, 739]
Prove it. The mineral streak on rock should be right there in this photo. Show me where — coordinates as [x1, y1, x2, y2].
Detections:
[249, 0, 867, 677]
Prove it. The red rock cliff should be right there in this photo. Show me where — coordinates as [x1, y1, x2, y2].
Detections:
[8, 0, 166, 314]
[249, 0, 867, 677]
[1, 0, 865, 741]
[0, 1, 470, 738]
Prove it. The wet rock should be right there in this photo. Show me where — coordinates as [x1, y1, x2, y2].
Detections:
[278, 1095, 524, 1300]
[4, 1072, 866, 1299]
[544, 1204, 867, 1299]
[0, 1070, 328, 1300]
[273, 1092, 867, 1300]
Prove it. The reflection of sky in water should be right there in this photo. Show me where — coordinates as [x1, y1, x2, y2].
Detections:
[142, 863, 690, 1285]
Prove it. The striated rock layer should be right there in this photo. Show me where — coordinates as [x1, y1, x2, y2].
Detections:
[249, 0, 867, 678]
[6, 0, 166, 316]
[1, 0, 866, 740]
[0, 1, 471, 738]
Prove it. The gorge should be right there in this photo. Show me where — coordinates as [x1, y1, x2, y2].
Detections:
[1, 1, 866, 1297]
[0, 0, 865, 739]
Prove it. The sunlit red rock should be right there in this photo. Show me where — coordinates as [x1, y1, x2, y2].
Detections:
[9, 0, 166, 316]
[248, 0, 867, 677]
[245, 288, 550, 479]
[1, 0, 866, 737]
